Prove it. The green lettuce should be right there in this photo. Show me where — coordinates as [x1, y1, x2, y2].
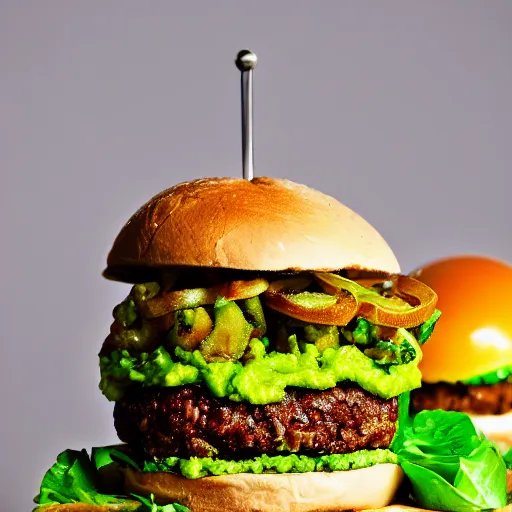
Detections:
[504, 448, 512, 470]
[142, 449, 397, 479]
[34, 449, 135, 509]
[132, 495, 189, 512]
[33, 449, 189, 512]
[93, 446, 141, 471]
[393, 410, 507, 511]
[462, 365, 512, 385]
[100, 330, 423, 404]
[415, 309, 442, 344]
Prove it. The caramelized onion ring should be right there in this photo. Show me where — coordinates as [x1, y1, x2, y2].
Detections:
[141, 278, 269, 319]
[264, 277, 358, 326]
[315, 273, 437, 328]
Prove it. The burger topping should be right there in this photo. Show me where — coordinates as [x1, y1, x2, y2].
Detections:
[100, 328, 423, 404]
[144, 448, 397, 479]
[461, 365, 512, 386]
[114, 298, 138, 328]
[303, 324, 340, 353]
[131, 281, 161, 302]
[32, 449, 146, 511]
[100, 275, 440, 402]
[141, 278, 269, 318]
[168, 307, 213, 352]
[345, 319, 418, 366]
[393, 409, 507, 511]
[123, 273, 436, 330]
[105, 274, 438, 358]
[264, 276, 358, 326]
[414, 308, 442, 345]
[240, 296, 267, 338]
[104, 309, 158, 354]
[198, 298, 254, 362]
[104, 283, 438, 364]
[315, 273, 438, 328]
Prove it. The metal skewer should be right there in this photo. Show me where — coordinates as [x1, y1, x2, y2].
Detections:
[235, 49, 258, 181]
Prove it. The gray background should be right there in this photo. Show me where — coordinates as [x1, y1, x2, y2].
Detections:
[1, 1, 511, 510]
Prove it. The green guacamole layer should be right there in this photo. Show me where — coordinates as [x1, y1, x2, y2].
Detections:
[100, 329, 422, 404]
[143, 449, 397, 479]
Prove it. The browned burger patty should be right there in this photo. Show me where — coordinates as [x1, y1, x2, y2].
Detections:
[412, 381, 512, 415]
[114, 384, 398, 459]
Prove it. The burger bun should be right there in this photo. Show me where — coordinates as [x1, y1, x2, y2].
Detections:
[123, 464, 404, 512]
[106, 177, 400, 280]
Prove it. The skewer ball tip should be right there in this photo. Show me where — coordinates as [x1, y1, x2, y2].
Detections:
[235, 49, 258, 71]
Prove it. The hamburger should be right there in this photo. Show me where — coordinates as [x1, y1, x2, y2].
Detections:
[410, 256, 512, 451]
[34, 176, 444, 512]
[96, 176, 441, 511]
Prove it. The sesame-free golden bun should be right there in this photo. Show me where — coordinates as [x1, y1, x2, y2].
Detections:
[411, 255, 512, 384]
[105, 177, 400, 281]
[122, 463, 404, 512]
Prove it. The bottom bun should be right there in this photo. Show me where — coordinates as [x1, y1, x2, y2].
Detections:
[123, 464, 404, 512]
[471, 412, 512, 452]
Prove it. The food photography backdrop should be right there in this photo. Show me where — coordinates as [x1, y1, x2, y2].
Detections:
[1, 2, 511, 511]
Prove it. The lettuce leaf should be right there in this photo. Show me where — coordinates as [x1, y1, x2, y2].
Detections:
[416, 309, 441, 345]
[462, 365, 512, 385]
[393, 410, 507, 511]
[33, 449, 189, 512]
[35, 449, 132, 508]
[504, 448, 512, 470]
[93, 446, 141, 471]
[132, 494, 190, 512]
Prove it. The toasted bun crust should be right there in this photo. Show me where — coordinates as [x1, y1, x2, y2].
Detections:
[106, 177, 400, 277]
[122, 464, 403, 512]
[411, 256, 512, 383]
[471, 411, 512, 451]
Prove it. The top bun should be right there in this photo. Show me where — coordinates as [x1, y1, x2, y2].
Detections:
[106, 177, 399, 278]
[412, 255, 512, 383]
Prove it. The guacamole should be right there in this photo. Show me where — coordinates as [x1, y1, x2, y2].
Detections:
[100, 329, 422, 404]
[144, 449, 397, 479]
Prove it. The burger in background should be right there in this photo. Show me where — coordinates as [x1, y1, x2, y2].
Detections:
[411, 256, 512, 451]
